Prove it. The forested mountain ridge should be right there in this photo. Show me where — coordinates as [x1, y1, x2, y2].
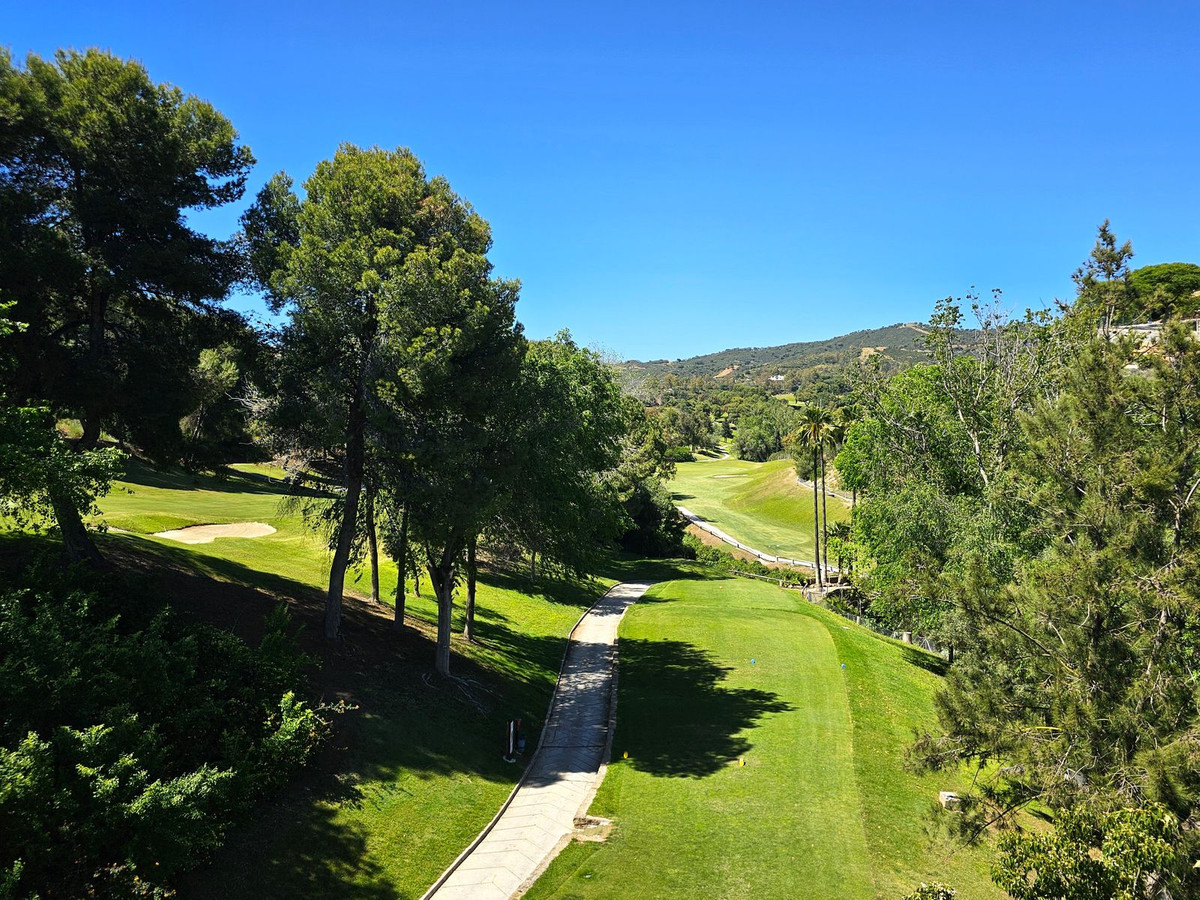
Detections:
[624, 321, 931, 374]
[626, 256, 1200, 386]
[625, 322, 953, 382]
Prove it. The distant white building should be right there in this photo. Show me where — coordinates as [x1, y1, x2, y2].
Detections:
[1109, 318, 1200, 346]
[768, 374, 785, 382]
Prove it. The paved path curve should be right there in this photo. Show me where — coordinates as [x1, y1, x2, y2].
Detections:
[422, 581, 653, 900]
[677, 505, 839, 574]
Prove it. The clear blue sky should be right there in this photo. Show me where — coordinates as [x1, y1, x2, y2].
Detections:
[5, 1, 1199, 360]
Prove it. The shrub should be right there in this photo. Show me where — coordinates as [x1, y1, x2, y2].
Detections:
[902, 885, 955, 900]
[662, 445, 695, 463]
[0, 567, 327, 898]
[620, 479, 688, 556]
[992, 803, 1179, 900]
[682, 534, 811, 587]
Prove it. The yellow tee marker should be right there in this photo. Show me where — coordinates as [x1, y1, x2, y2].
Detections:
[623, 751, 629, 759]
[738, 758, 745, 767]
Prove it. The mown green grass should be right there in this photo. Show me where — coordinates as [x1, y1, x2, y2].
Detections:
[526, 577, 1001, 900]
[98, 461, 296, 531]
[40, 461, 990, 897]
[190, 565, 607, 900]
[77, 459, 630, 898]
[669, 455, 848, 560]
[227, 461, 293, 481]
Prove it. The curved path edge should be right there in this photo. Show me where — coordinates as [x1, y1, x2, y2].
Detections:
[677, 505, 839, 573]
[422, 580, 653, 900]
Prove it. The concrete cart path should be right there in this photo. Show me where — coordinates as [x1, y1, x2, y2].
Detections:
[422, 581, 653, 900]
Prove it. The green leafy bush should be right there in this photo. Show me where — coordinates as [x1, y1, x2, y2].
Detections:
[0, 567, 327, 898]
[619, 479, 688, 556]
[682, 534, 811, 586]
[992, 804, 1179, 900]
[902, 884, 955, 900]
[662, 445, 695, 463]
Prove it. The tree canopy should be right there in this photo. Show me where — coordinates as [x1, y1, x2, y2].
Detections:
[0, 47, 253, 560]
[1129, 262, 1200, 320]
[839, 226, 1200, 895]
[243, 145, 504, 641]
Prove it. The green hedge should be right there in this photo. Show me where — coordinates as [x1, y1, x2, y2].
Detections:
[0, 566, 327, 899]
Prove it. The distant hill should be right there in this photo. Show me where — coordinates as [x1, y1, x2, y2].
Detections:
[627, 322, 938, 382]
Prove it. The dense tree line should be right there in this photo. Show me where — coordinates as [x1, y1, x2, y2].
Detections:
[0, 47, 676, 896]
[0, 48, 669, 673]
[620, 369, 815, 463]
[838, 225, 1200, 897]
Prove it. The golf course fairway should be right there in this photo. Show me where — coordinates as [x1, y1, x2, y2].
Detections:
[669, 455, 848, 561]
[525, 576, 1002, 900]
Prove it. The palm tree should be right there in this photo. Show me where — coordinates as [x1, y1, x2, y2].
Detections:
[797, 405, 833, 589]
[818, 405, 862, 579]
[820, 451, 830, 579]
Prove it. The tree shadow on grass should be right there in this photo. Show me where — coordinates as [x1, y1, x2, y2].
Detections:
[616, 638, 792, 778]
[594, 555, 708, 586]
[179, 801, 403, 899]
[899, 644, 949, 676]
[477, 566, 602, 610]
[466, 620, 567, 693]
[476, 557, 708, 616]
[474, 604, 513, 624]
[628, 571, 731, 605]
[119, 458, 334, 499]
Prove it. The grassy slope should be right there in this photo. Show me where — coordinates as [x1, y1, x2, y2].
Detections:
[669, 455, 848, 560]
[81, 460, 630, 899]
[189, 569, 601, 900]
[97, 460, 350, 590]
[526, 577, 1001, 900]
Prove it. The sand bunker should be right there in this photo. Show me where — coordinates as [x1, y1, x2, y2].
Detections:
[155, 522, 276, 544]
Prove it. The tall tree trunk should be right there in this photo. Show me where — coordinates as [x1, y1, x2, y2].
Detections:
[50, 487, 105, 567]
[77, 285, 111, 453]
[190, 404, 207, 446]
[812, 445, 823, 589]
[394, 505, 408, 628]
[529, 550, 537, 585]
[849, 487, 857, 578]
[432, 571, 454, 677]
[820, 451, 831, 582]
[79, 413, 102, 452]
[365, 483, 379, 604]
[464, 535, 478, 643]
[50, 287, 109, 565]
[428, 547, 458, 676]
[325, 390, 366, 640]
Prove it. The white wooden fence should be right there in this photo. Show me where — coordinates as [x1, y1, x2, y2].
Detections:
[676, 505, 839, 574]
